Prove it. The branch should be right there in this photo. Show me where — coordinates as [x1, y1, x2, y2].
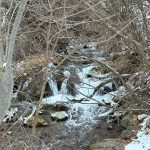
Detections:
[90, 74, 130, 98]
[87, 57, 132, 93]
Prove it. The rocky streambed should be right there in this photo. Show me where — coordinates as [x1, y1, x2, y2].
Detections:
[0, 42, 143, 150]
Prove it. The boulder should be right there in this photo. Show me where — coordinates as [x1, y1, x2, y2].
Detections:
[120, 129, 137, 139]
[120, 113, 138, 128]
[51, 111, 68, 121]
[53, 102, 69, 111]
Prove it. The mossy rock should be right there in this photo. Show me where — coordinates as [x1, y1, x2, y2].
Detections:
[26, 116, 48, 127]
[89, 144, 94, 150]
[90, 66, 110, 74]
[91, 66, 101, 72]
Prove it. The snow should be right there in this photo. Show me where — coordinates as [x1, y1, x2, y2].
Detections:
[3, 108, 18, 122]
[23, 104, 36, 124]
[98, 108, 114, 118]
[125, 116, 150, 150]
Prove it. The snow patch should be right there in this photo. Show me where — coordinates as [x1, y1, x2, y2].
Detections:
[3, 108, 18, 123]
[125, 116, 150, 150]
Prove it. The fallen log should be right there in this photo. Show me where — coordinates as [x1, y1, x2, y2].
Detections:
[90, 74, 131, 98]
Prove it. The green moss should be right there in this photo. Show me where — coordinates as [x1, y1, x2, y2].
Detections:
[91, 66, 101, 72]
[91, 66, 110, 74]
[26, 116, 47, 127]
[89, 144, 94, 150]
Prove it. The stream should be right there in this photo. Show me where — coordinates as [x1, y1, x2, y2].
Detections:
[40, 43, 125, 149]
[2, 42, 126, 150]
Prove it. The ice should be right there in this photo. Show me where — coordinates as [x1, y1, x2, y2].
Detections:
[42, 63, 118, 127]
[48, 77, 58, 96]
[41, 45, 126, 128]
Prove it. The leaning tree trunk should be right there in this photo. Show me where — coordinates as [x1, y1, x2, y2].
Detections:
[0, 0, 28, 124]
[0, 73, 13, 124]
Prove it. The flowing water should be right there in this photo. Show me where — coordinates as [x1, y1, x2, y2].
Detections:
[43, 45, 124, 128]
[2, 43, 126, 150]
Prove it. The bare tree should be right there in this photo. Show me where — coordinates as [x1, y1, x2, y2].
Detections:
[0, 0, 28, 124]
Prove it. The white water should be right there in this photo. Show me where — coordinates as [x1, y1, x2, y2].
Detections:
[60, 79, 68, 95]
[43, 63, 125, 127]
[48, 76, 58, 96]
[42, 43, 126, 127]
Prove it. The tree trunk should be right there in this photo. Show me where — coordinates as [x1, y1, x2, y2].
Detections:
[0, 0, 28, 124]
[0, 73, 13, 123]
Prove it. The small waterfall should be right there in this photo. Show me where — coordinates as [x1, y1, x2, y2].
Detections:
[48, 77, 58, 96]
[60, 79, 68, 95]
[59, 70, 70, 95]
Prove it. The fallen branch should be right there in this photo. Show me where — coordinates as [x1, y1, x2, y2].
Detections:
[90, 74, 131, 98]
[87, 58, 132, 94]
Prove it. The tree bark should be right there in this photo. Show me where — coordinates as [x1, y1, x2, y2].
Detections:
[0, 0, 28, 124]
[0, 73, 13, 123]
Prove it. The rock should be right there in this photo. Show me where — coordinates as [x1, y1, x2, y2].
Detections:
[66, 78, 77, 96]
[83, 45, 89, 49]
[120, 113, 138, 128]
[120, 129, 137, 139]
[66, 70, 81, 96]
[51, 111, 68, 121]
[90, 139, 124, 150]
[86, 74, 93, 78]
[92, 66, 110, 74]
[145, 116, 150, 128]
[53, 102, 69, 111]
[103, 85, 112, 93]
[17, 72, 53, 101]
[98, 86, 112, 95]
[25, 116, 48, 127]
[41, 102, 69, 113]
[137, 114, 147, 122]
[7, 131, 12, 135]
